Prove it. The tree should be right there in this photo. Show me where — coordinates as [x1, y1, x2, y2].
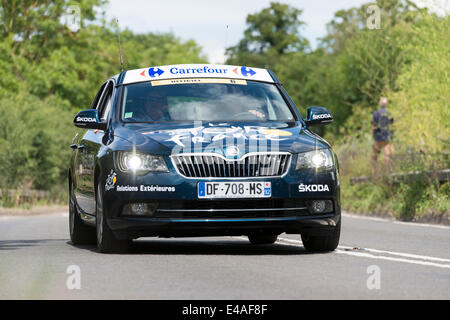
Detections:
[320, 0, 420, 54]
[0, 0, 104, 60]
[226, 2, 308, 67]
[389, 15, 450, 155]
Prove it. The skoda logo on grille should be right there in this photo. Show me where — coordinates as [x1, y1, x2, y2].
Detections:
[225, 146, 240, 158]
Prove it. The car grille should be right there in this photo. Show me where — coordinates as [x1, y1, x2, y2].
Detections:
[171, 152, 291, 178]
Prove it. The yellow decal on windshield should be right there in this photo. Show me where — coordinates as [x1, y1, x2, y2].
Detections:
[151, 78, 247, 86]
[259, 129, 293, 136]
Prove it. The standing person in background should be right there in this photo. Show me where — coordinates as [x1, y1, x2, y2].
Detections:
[371, 97, 394, 174]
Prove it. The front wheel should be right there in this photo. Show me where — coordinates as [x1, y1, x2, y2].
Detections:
[96, 183, 131, 253]
[248, 234, 278, 245]
[301, 220, 341, 252]
[69, 180, 96, 245]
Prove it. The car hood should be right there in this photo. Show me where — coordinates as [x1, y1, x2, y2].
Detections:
[113, 121, 330, 155]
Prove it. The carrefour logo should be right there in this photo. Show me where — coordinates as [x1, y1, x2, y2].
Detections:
[232, 66, 256, 77]
[140, 67, 164, 77]
[149, 67, 164, 77]
[239, 67, 256, 77]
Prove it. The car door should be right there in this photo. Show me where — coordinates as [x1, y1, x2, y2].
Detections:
[74, 80, 114, 214]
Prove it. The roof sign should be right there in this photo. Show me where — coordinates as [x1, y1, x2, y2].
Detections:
[123, 64, 274, 84]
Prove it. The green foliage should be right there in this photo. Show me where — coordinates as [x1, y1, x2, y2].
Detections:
[0, 92, 74, 191]
[391, 175, 428, 221]
[389, 15, 450, 155]
[336, 11, 449, 222]
[391, 180, 449, 222]
[341, 182, 391, 214]
[0, 0, 104, 61]
[320, 0, 420, 53]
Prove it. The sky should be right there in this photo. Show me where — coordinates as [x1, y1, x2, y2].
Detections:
[103, 0, 449, 63]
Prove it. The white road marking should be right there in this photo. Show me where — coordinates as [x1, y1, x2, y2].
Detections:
[342, 212, 450, 230]
[0, 216, 26, 221]
[0, 212, 67, 220]
[335, 250, 450, 269]
[338, 245, 450, 263]
[231, 236, 450, 269]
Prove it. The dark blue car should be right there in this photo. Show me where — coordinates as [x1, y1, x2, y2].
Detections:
[69, 64, 341, 253]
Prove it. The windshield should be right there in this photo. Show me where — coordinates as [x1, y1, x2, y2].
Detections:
[120, 79, 296, 122]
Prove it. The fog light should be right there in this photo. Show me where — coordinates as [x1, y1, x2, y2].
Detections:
[312, 200, 326, 213]
[307, 200, 333, 214]
[122, 203, 157, 216]
[131, 203, 148, 215]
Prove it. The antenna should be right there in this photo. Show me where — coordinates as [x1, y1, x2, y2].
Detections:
[225, 24, 229, 49]
[224, 24, 229, 63]
[116, 18, 124, 71]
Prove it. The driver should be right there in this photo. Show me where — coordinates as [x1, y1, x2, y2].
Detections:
[143, 91, 170, 121]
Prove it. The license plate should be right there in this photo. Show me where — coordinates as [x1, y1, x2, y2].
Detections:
[198, 182, 271, 199]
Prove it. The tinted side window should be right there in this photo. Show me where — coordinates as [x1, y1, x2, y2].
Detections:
[91, 82, 107, 109]
[98, 82, 114, 121]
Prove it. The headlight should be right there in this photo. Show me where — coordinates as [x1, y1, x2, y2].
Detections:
[296, 149, 334, 171]
[117, 152, 169, 173]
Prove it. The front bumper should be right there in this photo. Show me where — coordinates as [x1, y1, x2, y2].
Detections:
[109, 214, 340, 240]
[102, 163, 340, 239]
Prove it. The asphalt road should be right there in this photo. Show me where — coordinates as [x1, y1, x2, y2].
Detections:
[0, 212, 449, 299]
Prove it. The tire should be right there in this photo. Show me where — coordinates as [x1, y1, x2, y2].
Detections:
[96, 183, 131, 253]
[69, 180, 96, 245]
[248, 234, 278, 245]
[301, 220, 341, 252]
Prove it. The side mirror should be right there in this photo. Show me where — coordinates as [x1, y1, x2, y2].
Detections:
[73, 109, 106, 130]
[304, 106, 333, 126]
